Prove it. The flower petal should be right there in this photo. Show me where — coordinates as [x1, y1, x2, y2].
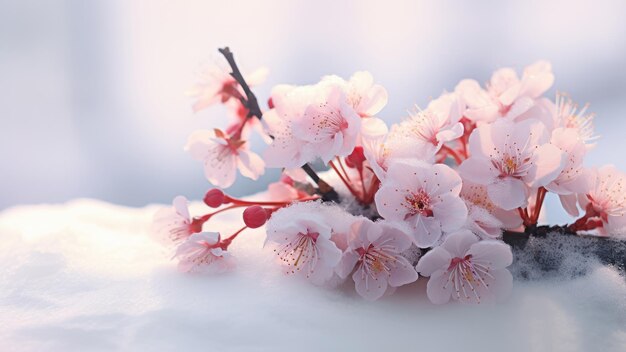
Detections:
[425, 270, 453, 304]
[388, 257, 419, 287]
[467, 240, 513, 269]
[487, 177, 529, 210]
[416, 246, 451, 277]
[353, 266, 388, 301]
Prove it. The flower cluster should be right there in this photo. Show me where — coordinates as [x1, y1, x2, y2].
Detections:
[154, 48, 626, 305]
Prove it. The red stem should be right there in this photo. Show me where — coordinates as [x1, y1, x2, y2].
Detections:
[220, 226, 248, 249]
[531, 187, 547, 224]
[329, 160, 362, 200]
[518, 207, 531, 227]
[224, 195, 318, 206]
[441, 145, 463, 165]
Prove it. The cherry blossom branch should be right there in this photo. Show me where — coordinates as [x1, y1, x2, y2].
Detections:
[218, 47, 263, 120]
[218, 47, 340, 203]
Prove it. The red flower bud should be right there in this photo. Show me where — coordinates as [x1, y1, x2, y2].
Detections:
[267, 97, 275, 109]
[243, 206, 269, 229]
[204, 188, 225, 208]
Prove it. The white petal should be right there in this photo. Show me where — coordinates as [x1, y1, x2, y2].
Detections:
[467, 240, 513, 269]
[388, 257, 419, 287]
[432, 195, 468, 232]
[353, 266, 388, 301]
[336, 251, 359, 279]
[440, 230, 479, 257]
[527, 143, 565, 187]
[425, 270, 453, 304]
[487, 177, 529, 210]
[416, 246, 451, 277]
[237, 150, 265, 180]
[458, 157, 498, 185]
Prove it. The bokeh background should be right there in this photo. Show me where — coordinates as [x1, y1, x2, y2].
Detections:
[2, 0, 625, 224]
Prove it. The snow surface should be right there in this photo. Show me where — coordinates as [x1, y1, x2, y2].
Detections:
[1, 198, 626, 352]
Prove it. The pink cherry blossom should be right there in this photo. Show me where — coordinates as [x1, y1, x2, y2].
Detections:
[554, 94, 598, 148]
[174, 232, 234, 273]
[152, 196, 199, 245]
[375, 160, 468, 248]
[321, 71, 388, 118]
[389, 93, 464, 155]
[461, 182, 523, 237]
[263, 84, 322, 168]
[336, 219, 418, 300]
[459, 118, 565, 210]
[456, 61, 554, 122]
[361, 117, 431, 181]
[265, 204, 344, 285]
[188, 65, 267, 113]
[416, 230, 513, 304]
[185, 129, 265, 188]
[546, 127, 590, 217]
[578, 165, 626, 236]
[291, 86, 361, 163]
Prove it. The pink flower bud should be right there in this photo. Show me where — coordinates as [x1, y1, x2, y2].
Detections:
[204, 189, 225, 208]
[243, 206, 268, 228]
[345, 146, 365, 170]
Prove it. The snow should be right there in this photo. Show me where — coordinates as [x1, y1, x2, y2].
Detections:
[1, 198, 626, 351]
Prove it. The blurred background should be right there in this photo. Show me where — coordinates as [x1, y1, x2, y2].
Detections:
[1, 0, 625, 224]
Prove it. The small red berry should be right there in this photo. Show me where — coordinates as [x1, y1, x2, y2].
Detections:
[243, 206, 269, 228]
[204, 189, 225, 208]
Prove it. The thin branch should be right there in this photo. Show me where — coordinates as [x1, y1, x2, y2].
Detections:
[218, 47, 263, 120]
[218, 47, 339, 203]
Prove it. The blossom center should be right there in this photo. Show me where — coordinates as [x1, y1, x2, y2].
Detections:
[444, 254, 494, 303]
[275, 231, 320, 275]
[356, 244, 396, 275]
[405, 190, 433, 217]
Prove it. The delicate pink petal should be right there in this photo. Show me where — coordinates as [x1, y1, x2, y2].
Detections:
[505, 96, 534, 120]
[467, 240, 513, 269]
[314, 238, 342, 267]
[429, 163, 463, 196]
[378, 224, 413, 252]
[204, 152, 237, 188]
[432, 195, 468, 232]
[237, 150, 265, 180]
[353, 267, 388, 301]
[526, 143, 565, 187]
[416, 246, 451, 277]
[374, 184, 412, 221]
[435, 122, 464, 143]
[413, 215, 443, 248]
[559, 193, 580, 217]
[425, 270, 453, 304]
[440, 230, 479, 257]
[487, 177, 529, 210]
[172, 196, 190, 220]
[336, 251, 359, 279]
[520, 61, 554, 98]
[184, 130, 214, 160]
[388, 257, 419, 287]
[458, 157, 498, 185]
